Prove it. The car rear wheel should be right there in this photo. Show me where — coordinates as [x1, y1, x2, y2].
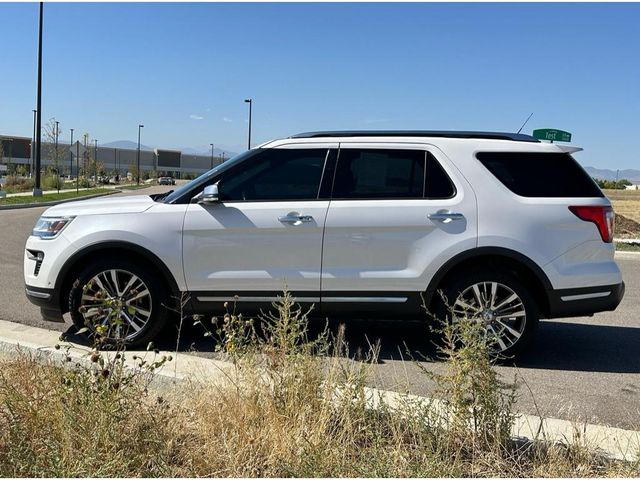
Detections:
[69, 258, 170, 346]
[435, 269, 539, 359]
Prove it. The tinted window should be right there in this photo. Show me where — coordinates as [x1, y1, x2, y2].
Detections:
[425, 153, 456, 198]
[477, 152, 603, 198]
[333, 149, 425, 199]
[220, 148, 327, 201]
[164, 149, 258, 204]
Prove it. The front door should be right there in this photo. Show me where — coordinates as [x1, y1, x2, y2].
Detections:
[182, 146, 334, 311]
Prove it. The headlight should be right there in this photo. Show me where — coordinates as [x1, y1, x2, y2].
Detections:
[32, 216, 74, 239]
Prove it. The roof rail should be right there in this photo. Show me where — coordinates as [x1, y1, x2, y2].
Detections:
[289, 130, 540, 143]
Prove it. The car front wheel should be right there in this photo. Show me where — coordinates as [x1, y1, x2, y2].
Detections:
[68, 258, 170, 345]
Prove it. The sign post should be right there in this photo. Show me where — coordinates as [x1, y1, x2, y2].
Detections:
[533, 129, 572, 143]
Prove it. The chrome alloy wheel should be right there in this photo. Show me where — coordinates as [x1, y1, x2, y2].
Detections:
[452, 281, 527, 353]
[79, 269, 152, 340]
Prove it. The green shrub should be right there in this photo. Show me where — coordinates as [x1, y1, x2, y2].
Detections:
[42, 175, 64, 190]
[3, 175, 34, 193]
[76, 176, 92, 188]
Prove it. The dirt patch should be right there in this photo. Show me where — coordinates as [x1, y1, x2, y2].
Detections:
[616, 214, 640, 238]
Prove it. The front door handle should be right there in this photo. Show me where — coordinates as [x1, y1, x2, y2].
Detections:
[428, 211, 465, 223]
[278, 212, 314, 225]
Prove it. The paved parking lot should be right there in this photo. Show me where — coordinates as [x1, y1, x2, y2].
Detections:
[1, 185, 638, 429]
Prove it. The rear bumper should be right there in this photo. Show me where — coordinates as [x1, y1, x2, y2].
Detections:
[547, 282, 625, 319]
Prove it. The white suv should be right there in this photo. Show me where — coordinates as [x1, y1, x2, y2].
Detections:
[24, 131, 624, 357]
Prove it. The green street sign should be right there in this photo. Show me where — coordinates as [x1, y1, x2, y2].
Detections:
[533, 128, 572, 142]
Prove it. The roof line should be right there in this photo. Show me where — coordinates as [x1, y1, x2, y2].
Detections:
[289, 130, 540, 143]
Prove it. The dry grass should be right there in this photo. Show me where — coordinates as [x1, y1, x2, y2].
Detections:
[0, 293, 638, 477]
[0, 356, 173, 477]
[604, 189, 640, 224]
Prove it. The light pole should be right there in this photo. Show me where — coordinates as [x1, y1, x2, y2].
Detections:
[210, 143, 214, 169]
[34, 1, 43, 196]
[244, 98, 252, 150]
[94, 139, 98, 185]
[31, 109, 37, 177]
[83, 133, 88, 178]
[69, 128, 73, 178]
[75, 139, 79, 193]
[54, 120, 59, 174]
[136, 124, 144, 185]
[221, 151, 225, 163]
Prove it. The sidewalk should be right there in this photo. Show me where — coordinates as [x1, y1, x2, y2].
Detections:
[3, 184, 127, 198]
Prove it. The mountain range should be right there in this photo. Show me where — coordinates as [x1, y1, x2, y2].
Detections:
[582, 166, 640, 183]
[100, 140, 155, 151]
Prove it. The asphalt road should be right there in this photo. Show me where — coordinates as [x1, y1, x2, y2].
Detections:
[1, 186, 639, 429]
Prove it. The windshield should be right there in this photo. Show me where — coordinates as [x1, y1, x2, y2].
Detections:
[161, 150, 255, 203]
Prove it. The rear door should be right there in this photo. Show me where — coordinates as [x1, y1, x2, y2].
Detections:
[320, 143, 477, 317]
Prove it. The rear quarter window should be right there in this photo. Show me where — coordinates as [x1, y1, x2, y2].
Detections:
[476, 151, 604, 198]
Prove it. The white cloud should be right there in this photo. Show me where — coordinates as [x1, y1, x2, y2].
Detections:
[189, 114, 204, 120]
[223, 117, 233, 123]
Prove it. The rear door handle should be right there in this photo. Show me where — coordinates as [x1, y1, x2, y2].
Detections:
[428, 211, 464, 223]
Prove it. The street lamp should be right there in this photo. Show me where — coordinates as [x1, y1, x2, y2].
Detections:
[75, 139, 79, 193]
[54, 120, 59, 173]
[244, 98, 252, 150]
[210, 143, 214, 169]
[94, 139, 98, 185]
[69, 128, 73, 178]
[31, 109, 37, 177]
[83, 133, 88, 178]
[34, 1, 43, 196]
[136, 124, 144, 185]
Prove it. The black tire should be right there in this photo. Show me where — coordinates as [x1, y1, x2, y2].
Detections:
[433, 268, 539, 360]
[68, 257, 170, 346]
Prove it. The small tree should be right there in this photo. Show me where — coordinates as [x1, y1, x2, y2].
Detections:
[128, 163, 139, 183]
[594, 177, 633, 190]
[43, 118, 65, 179]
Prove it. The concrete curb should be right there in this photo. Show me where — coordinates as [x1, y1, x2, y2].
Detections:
[0, 190, 121, 211]
[616, 238, 640, 246]
[0, 318, 637, 462]
[615, 250, 640, 257]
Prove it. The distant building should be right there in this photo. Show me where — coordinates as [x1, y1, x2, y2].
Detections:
[625, 184, 639, 191]
[0, 134, 222, 178]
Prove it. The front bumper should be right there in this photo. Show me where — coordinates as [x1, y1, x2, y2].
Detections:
[546, 282, 625, 319]
[25, 285, 63, 321]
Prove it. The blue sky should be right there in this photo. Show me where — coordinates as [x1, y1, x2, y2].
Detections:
[1, 2, 639, 168]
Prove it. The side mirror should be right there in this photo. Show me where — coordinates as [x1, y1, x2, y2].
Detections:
[200, 184, 220, 204]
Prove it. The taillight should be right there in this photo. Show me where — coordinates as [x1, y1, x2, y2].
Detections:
[569, 205, 615, 243]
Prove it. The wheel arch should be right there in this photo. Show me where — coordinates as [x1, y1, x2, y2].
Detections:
[55, 241, 182, 314]
[424, 247, 552, 318]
